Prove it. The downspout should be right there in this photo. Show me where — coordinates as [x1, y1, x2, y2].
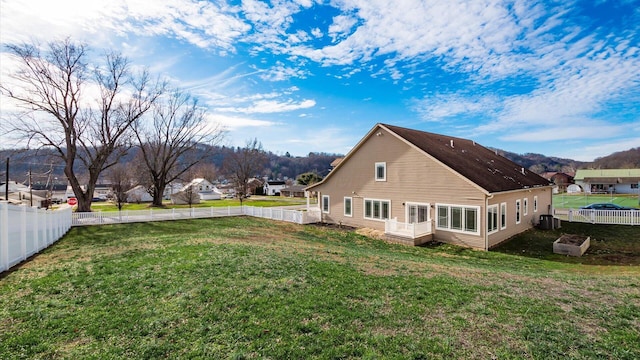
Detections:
[484, 193, 494, 251]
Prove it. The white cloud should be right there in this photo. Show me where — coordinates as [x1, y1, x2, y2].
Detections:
[557, 137, 640, 162]
[414, 94, 498, 120]
[259, 62, 309, 81]
[1, 0, 250, 52]
[207, 113, 279, 131]
[216, 99, 316, 114]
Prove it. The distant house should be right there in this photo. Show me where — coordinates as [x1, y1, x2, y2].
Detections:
[541, 172, 575, 193]
[330, 157, 343, 169]
[171, 178, 222, 204]
[263, 180, 287, 196]
[126, 185, 153, 203]
[574, 169, 640, 194]
[306, 123, 553, 250]
[0, 181, 48, 207]
[248, 178, 265, 195]
[280, 185, 307, 198]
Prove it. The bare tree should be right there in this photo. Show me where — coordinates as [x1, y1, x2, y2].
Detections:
[0, 39, 163, 212]
[133, 89, 223, 207]
[105, 162, 136, 211]
[224, 139, 267, 205]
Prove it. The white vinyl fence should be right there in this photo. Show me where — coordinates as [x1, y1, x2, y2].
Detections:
[1, 201, 72, 273]
[71, 206, 322, 226]
[553, 208, 640, 225]
[1, 203, 321, 274]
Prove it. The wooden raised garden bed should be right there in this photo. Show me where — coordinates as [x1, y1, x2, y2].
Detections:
[553, 234, 590, 257]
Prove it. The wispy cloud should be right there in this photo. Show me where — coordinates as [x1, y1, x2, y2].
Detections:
[216, 99, 316, 114]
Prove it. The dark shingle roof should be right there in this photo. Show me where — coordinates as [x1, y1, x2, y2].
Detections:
[382, 124, 551, 193]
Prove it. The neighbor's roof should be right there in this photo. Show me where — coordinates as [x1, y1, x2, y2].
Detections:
[309, 123, 551, 194]
[574, 169, 640, 181]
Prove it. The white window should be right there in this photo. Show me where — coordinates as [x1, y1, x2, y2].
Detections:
[322, 195, 330, 213]
[364, 198, 390, 221]
[533, 196, 538, 213]
[435, 204, 480, 235]
[487, 204, 498, 234]
[524, 198, 529, 216]
[344, 197, 352, 217]
[375, 162, 386, 181]
[500, 202, 507, 230]
[406, 203, 430, 224]
[516, 199, 521, 224]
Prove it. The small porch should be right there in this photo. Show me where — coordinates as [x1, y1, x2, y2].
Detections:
[384, 217, 434, 246]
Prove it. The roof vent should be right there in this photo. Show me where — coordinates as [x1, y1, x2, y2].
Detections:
[521, 167, 526, 175]
[450, 140, 454, 148]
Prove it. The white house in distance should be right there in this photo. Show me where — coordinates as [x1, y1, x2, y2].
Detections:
[171, 178, 222, 204]
[126, 185, 153, 203]
[574, 169, 640, 194]
[264, 180, 287, 196]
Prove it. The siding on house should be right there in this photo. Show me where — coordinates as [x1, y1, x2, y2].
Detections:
[487, 188, 551, 248]
[312, 126, 488, 249]
[308, 123, 553, 250]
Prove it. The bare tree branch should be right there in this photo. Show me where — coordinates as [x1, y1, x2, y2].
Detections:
[0, 39, 163, 211]
[133, 89, 224, 207]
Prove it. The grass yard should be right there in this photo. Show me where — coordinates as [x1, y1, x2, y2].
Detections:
[553, 193, 640, 209]
[1, 218, 639, 359]
[495, 222, 640, 266]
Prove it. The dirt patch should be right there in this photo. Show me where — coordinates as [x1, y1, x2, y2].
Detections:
[557, 234, 589, 246]
[355, 228, 386, 240]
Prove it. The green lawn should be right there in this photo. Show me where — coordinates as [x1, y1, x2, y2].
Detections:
[1, 218, 639, 359]
[494, 221, 640, 266]
[553, 193, 640, 209]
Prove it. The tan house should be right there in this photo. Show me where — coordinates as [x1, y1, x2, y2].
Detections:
[306, 124, 553, 250]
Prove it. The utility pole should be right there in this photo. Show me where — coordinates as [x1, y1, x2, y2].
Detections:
[29, 168, 33, 207]
[4, 157, 8, 201]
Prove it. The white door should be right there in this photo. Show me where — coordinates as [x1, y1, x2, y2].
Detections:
[407, 203, 430, 223]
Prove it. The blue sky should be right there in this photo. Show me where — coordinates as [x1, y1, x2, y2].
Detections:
[1, 0, 639, 161]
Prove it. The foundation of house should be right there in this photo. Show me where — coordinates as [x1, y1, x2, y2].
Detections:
[384, 233, 434, 246]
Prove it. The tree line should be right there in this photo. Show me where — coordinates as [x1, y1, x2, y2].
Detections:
[0, 39, 339, 211]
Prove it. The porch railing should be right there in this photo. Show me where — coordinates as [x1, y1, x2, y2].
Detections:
[385, 217, 433, 238]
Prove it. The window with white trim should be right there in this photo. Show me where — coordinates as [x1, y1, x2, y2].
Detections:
[375, 162, 386, 181]
[487, 204, 498, 234]
[500, 202, 507, 230]
[322, 195, 330, 213]
[533, 196, 538, 212]
[515, 199, 521, 224]
[364, 198, 390, 220]
[406, 203, 430, 224]
[524, 198, 529, 216]
[435, 204, 480, 235]
[344, 197, 352, 217]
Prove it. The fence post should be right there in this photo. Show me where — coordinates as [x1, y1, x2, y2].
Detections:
[1, 202, 9, 272]
[20, 204, 27, 261]
[32, 206, 39, 255]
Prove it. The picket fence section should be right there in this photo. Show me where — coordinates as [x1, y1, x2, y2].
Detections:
[0, 201, 72, 273]
[553, 208, 640, 226]
[2, 204, 321, 274]
[71, 206, 322, 227]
